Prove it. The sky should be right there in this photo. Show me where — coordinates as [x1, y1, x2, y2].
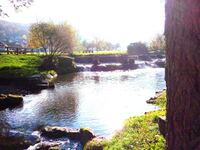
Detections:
[1, 0, 165, 48]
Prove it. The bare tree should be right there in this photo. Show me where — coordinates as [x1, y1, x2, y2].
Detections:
[149, 34, 165, 54]
[28, 22, 77, 56]
[48, 23, 77, 55]
[0, 0, 33, 16]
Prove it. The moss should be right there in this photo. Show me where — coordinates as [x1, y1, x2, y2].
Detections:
[49, 146, 60, 150]
[80, 128, 92, 133]
[105, 91, 166, 150]
[84, 138, 108, 150]
[47, 70, 57, 76]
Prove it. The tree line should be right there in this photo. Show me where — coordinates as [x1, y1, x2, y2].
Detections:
[0, 20, 165, 56]
[82, 39, 120, 51]
[127, 34, 165, 56]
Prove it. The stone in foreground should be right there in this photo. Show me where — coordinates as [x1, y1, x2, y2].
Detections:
[158, 116, 167, 138]
[0, 94, 23, 110]
[40, 126, 95, 145]
[0, 130, 40, 149]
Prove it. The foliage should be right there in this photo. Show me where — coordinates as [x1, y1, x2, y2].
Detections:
[105, 91, 166, 150]
[0, 54, 42, 78]
[148, 34, 165, 54]
[0, 0, 33, 16]
[82, 39, 120, 51]
[28, 22, 78, 55]
[127, 42, 148, 56]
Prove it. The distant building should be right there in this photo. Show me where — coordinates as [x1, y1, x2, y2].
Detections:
[0, 42, 7, 51]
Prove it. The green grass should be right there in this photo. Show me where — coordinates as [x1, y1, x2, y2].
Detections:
[104, 110, 166, 150]
[72, 50, 127, 56]
[0, 54, 43, 78]
[154, 92, 166, 108]
[103, 91, 166, 150]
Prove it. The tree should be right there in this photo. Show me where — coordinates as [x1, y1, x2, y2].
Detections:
[28, 22, 77, 55]
[149, 34, 165, 54]
[165, 0, 200, 149]
[0, 0, 33, 16]
[127, 42, 148, 55]
[82, 39, 120, 51]
[82, 40, 95, 51]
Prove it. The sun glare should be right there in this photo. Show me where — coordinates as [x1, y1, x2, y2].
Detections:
[2, 0, 165, 47]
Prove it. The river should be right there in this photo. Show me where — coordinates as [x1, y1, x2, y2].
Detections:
[0, 67, 165, 138]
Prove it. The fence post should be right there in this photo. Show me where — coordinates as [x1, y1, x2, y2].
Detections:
[6, 47, 9, 54]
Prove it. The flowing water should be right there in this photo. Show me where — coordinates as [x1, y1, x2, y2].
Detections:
[0, 67, 165, 138]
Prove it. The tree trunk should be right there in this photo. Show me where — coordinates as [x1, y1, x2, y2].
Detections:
[165, 0, 200, 149]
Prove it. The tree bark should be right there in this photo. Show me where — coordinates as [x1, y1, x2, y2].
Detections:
[165, 0, 200, 149]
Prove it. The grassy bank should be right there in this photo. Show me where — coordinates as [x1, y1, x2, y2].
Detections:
[85, 92, 166, 150]
[72, 50, 127, 56]
[0, 54, 77, 78]
[105, 92, 166, 150]
[0, 54, 42, 78]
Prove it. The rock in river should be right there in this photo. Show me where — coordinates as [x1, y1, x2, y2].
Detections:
[0, 94, 23, 110]
[40, 126, 95, 145]
[27, 141, 61, 150]
[0, 130, 40, 149]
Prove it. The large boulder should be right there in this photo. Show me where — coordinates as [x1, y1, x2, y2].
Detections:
[0, 94, 23, 110]
[0, 130, 40, 149]
[40, 56, 78, 74]
[41, 126, 80, 139]
[55, 56, 78, 74]
[28, 74, 55, 90]
[40, 126, 95, 145]
[79, 128, 95, 145]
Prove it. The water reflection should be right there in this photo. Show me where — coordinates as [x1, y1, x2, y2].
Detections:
[0, 68, 165, 137]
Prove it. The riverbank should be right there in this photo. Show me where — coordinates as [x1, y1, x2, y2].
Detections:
[85, 91, 166, 150]
[0, 59, 166, 149]
[0, 90, 167, 149]
[0, 54, 77, 94]
[0, 54, 77, 78]
[0, 55, 42, 78]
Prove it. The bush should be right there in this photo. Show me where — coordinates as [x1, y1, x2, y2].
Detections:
[127, 42, 148, 56]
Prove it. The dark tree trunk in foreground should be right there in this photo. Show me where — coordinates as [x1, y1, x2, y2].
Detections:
[165, 0, 200, 149]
